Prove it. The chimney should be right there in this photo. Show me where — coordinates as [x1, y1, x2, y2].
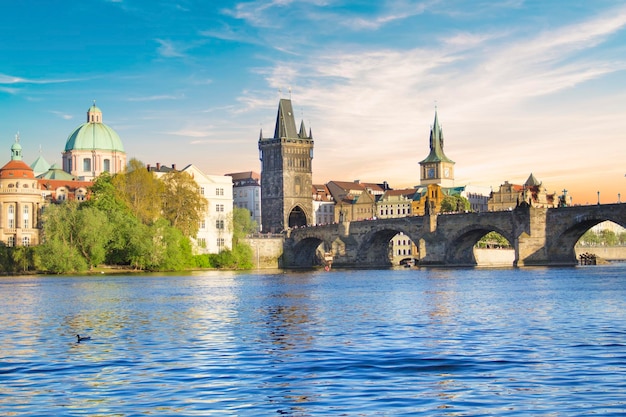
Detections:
[147, 164, 151, 171]
[156, 162, 161, 171]
[172, 164, 176, 170]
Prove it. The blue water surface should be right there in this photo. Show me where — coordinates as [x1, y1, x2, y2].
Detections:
[1, 265, 625, 416]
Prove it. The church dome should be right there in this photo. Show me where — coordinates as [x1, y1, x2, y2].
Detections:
[64, 104, 125, 153]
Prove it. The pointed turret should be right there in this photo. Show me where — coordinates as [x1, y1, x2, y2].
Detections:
[298, 120, 308, 139]
[525, 173, 541, 187]
[273, 99, 299, 139]
[11, 133, 22, 161]
[420, 110, 454, 164]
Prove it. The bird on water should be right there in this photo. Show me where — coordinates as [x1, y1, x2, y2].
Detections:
[76, 334, 91, 343]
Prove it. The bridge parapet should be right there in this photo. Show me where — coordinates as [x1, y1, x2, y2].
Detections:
[283, 203, 626, 268]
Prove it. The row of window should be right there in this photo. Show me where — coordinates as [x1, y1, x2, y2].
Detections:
[4, 236, 30, 247]
[4, 205, 31, 229]
[197, 237, 226, 248]
[199, 187, 226, 196]
[199, 219, 226, 229]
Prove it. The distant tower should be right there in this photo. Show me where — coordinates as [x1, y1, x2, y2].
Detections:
[259, 98, 314, 232]
[419, 109, 455, 187]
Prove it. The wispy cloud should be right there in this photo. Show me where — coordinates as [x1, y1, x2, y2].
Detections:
[239, 3, 626, 188]
[49, 111, 73, 120]
[155, 39, 189, 58]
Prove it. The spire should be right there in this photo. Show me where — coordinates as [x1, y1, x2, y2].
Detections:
[420, 109, 454, 164]
[273, 98, 299, 139]
[259, 128, 263, 140]
[298, 120, 308, 138]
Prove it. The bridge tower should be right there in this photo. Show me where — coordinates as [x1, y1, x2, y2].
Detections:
[419, 109, 455, 188]
[259, 98, 314, 233]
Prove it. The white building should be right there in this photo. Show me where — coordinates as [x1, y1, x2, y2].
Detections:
[226, 171, 261, 232]
[151, 163, 233, 254]
[182, 165, 233, 254]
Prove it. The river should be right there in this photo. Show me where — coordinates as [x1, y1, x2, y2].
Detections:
[1, 265, 625, 416]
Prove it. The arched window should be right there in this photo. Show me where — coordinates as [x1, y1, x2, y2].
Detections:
[7, 236, 15, 247]
[103, 159, 111, 172]
[22, 236, 30, 247]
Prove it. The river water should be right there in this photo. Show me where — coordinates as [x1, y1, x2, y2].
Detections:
[1, 265, 625, 416]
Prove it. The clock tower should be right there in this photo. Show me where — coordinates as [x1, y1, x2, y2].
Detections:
[419, 110, 455, 188]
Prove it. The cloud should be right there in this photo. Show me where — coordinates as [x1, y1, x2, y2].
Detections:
[155, 39, 189, 58]
[238, 3, 626, 191]
[49, 111, 74, 120]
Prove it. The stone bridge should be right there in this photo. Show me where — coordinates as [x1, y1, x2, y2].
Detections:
[283, 203, 626, 268]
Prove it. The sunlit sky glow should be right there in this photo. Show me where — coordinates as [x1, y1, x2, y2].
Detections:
[1, 0, 625, 204]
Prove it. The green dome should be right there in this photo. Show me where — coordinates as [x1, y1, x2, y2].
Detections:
[64, 121, 125, 152]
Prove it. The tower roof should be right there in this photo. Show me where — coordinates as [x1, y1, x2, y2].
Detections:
[525, 173, 541, 187]
[274, 99, 299, 139]
[1, 135, 35, 179]
[64, 104, 125, 153]
[420, 110, 454, 164]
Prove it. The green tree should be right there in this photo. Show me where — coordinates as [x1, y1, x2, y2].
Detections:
[113, 158, 163, 225]
[37, 202, 111, 272]
[477, 231, 511, 248]
[231, 207, 258, 246]
[440, 195, 471, 213]
[161, 170, 207, 237]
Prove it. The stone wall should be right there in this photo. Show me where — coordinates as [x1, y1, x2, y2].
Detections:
[244, 236, 285, 269]
[575, 246, 626, 261]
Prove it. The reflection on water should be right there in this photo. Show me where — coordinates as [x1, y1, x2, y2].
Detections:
[1, 266, 626, 416]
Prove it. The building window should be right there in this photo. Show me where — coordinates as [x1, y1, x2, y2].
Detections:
[217, 238, 225, 247]
[216, 188, 224, 196]
[216, 219, 224, 229]
[197, 238, 206, 248]
[7, 205, 14, 229]
[216, 204, 224, 212]
[83, 158, 91, 172]
[23, 205, 29, 229]
[200, 220, 206, 229]
[200, 187, 205, 195]
[103, 159, 111, 172]
[22, 236, 30, 247]
[7, 236, 15, 247]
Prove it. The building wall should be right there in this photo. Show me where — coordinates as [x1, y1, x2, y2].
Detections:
[182, 165, 234, 254]
[0, 178, 43, 247]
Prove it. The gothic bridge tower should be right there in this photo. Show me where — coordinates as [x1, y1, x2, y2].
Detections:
[259, 98, 314, 233]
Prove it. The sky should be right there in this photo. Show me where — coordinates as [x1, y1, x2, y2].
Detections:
[1, 0, 625, 205]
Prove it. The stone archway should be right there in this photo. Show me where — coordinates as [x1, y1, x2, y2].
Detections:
[288, 206, 307, 228]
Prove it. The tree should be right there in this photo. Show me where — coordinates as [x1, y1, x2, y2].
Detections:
[231, 207, 258, 246]
[113, 158, 163, 225]
[440, 195, 470, 213]
[36, 202, 111, 272]
[161, 170, 207, 237]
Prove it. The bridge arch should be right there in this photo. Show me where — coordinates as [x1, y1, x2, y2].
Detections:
[547, 207, 626, 264]
[444, 224, 515, 266]
[355, 226, 423, 267]
[289, 236, 328, 267]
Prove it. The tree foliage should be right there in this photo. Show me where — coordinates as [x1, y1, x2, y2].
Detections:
[161, 170, 207, 237]
[113, 158, 163, 225]
[440, 195, 471, 213]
